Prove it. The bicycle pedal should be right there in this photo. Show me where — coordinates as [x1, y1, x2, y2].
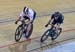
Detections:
[51, 37, 55, 41]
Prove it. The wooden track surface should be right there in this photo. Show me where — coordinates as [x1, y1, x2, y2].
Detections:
[0, 0, 75, 52]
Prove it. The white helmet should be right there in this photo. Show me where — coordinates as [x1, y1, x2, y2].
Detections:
[23, 7, 29, 14]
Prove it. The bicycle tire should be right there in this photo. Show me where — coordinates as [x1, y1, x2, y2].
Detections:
[51, 28, 62, 40]
[40, 29, 50, 43]
[15, 25, 23, 42]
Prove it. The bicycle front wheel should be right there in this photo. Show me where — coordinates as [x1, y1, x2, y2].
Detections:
[15, 25, 23, 42]
[40, 29, 50, 43]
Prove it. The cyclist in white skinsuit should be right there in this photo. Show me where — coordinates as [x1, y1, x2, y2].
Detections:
[15, 6, 36, 39]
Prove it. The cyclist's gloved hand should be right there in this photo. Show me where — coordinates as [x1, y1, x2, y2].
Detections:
[15, 21, 18, 24]
[45, 24, 48, 27]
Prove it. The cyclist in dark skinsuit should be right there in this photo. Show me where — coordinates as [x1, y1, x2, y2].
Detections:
[45, 12, 64, 39]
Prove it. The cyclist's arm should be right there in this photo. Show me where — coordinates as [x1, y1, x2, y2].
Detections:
[17, 16, 21, 22]
[47, 14, 54, 25]
[15, 16, 21, 24]
[47, 18, 54, 25]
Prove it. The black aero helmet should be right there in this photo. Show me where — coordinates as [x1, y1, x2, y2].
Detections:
[23, 7, 29, 14]
[54, 11, 60, 17]
[55, 11, 60, 14]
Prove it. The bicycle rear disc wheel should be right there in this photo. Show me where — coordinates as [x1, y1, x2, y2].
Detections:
[15, 25, 23, 42]
[52, 28, 62, 40]
[40, 29, 50, 43]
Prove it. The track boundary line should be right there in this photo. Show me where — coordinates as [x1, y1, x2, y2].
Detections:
[27, 38, 75, 52]
[0, 29, 75, 49]
[0, 9, 75, 24]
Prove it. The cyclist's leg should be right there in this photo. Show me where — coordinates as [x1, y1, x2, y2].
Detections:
[21, 16, 31, 39]
[25, 11, 36, 39]
[25, 23, 32, 39]
[50, 20, 56, 38]
[57, 23, 61, 28]
[25, 12, 36, 38]
[56, 17, 64, 30]
[55, 18, 63, 34]
[55, 23, 61, 34]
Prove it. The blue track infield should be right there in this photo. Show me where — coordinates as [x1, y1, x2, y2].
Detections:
[44, 42, 75, 52]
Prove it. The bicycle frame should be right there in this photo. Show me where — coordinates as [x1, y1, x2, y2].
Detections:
[40, 25, 62, 42]
[21, 20, 27, 33]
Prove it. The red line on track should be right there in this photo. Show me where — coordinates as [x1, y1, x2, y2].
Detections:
[0, 29, 75, 48]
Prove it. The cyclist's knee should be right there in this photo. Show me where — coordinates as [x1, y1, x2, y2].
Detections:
[27, 24, 31, 30]
[56, 23, 61, 30]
